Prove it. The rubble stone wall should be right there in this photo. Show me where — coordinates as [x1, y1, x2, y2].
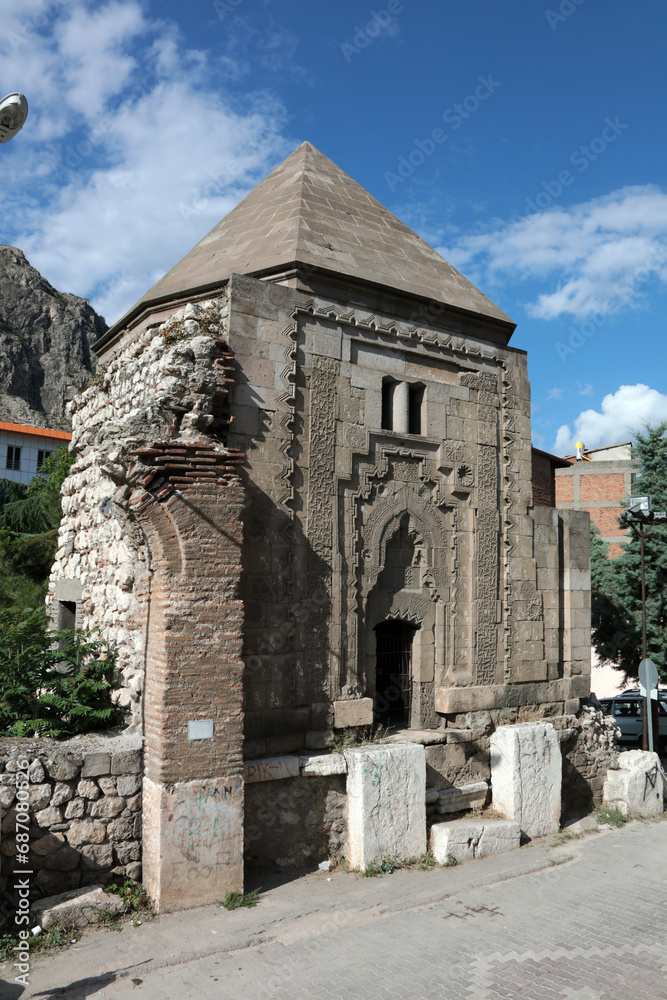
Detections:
[244, 775, 346, 870]
[0, 737, 142, 901]
[48, 296, 230, 727]
[559, 702, 619, 816]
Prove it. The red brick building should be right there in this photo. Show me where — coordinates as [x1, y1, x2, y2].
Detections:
[554, 442, 635, 558]
[531, 447, 571, 507]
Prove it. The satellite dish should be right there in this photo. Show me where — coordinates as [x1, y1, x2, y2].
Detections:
[0, 93, 29, 144]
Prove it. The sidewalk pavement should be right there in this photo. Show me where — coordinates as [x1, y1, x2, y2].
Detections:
[4, 819, 667, 999]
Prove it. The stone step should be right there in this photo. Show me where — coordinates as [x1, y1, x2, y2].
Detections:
[430, 819, 520, 865]
[31, 885, 126, 931]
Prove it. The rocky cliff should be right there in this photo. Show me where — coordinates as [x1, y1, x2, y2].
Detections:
[0, 246, 106, 429]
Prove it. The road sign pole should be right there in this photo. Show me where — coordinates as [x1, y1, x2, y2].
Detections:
[639, 657, 659, 755]
[640, 528, 650, 751]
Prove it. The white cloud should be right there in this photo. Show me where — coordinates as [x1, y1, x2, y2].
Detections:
[578, 383, 593, 396]
[553, 384, 667, 455]
[440, 186, 667, 320]
[1, 0, 292, 322]
[547, 387, 563, 400]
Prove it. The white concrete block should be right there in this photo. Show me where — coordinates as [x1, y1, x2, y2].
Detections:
[477, 820, 521, 857]
[603, 750, 665, 818]
[345, 743, 426, 869]
[437, 781, 488, 814]
[431, 821, 481, 864]
[430, 819, 520, 864]
[299, 752, 347, 776]
[142, 775, 243, 913]
[244, 756, 300, 783]
[490, 721, 561, 837]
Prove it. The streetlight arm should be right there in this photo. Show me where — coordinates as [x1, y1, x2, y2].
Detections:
[0, 93, 28, 144]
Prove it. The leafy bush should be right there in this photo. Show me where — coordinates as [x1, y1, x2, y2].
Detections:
[0, 607, 117, 738]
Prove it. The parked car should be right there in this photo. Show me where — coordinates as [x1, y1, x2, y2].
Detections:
[599, 692, 667, 750]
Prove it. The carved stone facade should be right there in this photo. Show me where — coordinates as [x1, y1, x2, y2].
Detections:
[48, 143, 591, 906]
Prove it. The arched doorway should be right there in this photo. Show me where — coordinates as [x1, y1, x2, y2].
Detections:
[374, 619, 417, 728]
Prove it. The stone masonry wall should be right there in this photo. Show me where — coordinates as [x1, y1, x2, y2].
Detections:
[245, 775, 346, 870]
[0, 736, 142, 902]
[48, 296, 230, 727]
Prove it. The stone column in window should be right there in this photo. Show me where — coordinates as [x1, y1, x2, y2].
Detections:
[393, 381, 410, 434]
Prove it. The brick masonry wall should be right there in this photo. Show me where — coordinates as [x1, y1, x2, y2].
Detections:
[555, 476, 574, 504]
[0, 737, 142, 902]
[531, 451, 557, 507]
[579, 472, 625, 502]
[128, 445, 245, 787]
[555, 461, 633, 554]
[588, 507, 624, 536]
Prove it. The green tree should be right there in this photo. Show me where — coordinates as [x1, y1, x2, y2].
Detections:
[591, 423, 667, 680]
[0, 606, 117, 738]
[0, 445, 74, 610]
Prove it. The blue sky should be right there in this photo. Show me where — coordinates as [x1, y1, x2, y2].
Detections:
[2, 0, 667, 454]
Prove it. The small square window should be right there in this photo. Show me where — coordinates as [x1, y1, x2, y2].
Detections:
[37, 450, 52, 469]
[58, 600, 77, 631]
[5, 446, 21, 471]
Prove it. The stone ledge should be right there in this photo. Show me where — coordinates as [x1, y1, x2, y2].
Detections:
[435, 677, 590, 714]
[0, 731, 142, 761]
[299, 752, 347, 776]
[244, 753, 348, 780]
[244, 756, 300, 783]
[437, 780, 488, 815]
[386, 729, 447, 746]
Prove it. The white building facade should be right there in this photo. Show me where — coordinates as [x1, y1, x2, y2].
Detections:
[0, 421, 71, 486]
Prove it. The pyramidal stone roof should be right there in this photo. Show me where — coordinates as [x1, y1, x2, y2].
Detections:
[113, 142, 513, 333]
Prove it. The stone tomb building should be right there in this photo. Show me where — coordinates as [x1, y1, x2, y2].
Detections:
[48, 143, 591, 910]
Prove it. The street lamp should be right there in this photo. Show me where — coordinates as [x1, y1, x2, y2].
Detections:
[620, 496, 667, 750]
[0, 93, 29, 144]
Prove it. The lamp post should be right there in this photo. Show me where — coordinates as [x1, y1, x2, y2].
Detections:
[620, 497, 667, 750]
[0, 93, 29, 144]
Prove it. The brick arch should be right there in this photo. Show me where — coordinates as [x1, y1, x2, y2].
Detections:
[122, 440, 247, 913]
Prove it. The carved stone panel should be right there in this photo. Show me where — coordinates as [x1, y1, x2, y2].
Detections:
[305, 354, 340, 694]
[476, 444, 499, 685]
